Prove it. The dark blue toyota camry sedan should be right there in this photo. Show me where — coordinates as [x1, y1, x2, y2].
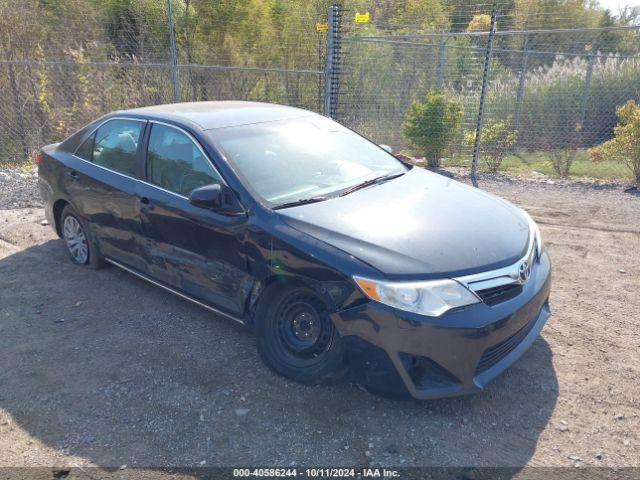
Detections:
[37, 101, 551, 400]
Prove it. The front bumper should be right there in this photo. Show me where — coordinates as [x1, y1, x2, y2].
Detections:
[332, 251, 551, 400]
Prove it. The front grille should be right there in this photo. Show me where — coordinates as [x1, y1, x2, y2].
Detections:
[476, 283, 522, 306]
[474, 317, 537, 375]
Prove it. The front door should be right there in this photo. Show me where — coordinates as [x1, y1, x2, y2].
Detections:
[136, 122, 249, 316]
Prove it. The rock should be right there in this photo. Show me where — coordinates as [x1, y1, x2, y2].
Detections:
[234, 408, 250, 416]
[384, 445, 398, 455]
[568, 454, 581, 461]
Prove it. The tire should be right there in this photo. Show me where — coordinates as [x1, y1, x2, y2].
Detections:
[255, 283, 347, 385]
[60, 205, 105, 269]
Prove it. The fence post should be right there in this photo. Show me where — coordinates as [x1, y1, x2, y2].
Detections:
[324, 4, 341, 119]
[512, 32, 529, 141]
[435, 34, 447, 89]
[470, 0, 498, 187]
[166, 0, 181, 103]
[578, 49, 595, 146]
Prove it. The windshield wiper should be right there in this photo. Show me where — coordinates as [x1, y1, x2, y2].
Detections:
[273, 196, 329, 210]
[339, 172, 405, 197]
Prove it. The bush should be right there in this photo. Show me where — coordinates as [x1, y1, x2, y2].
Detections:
[465, 117, 517, 172]
[547, 124, 580, 177]
[589, 100, 640, 186]
[402, 90, 463, 167]
[548, 149, 578, 177]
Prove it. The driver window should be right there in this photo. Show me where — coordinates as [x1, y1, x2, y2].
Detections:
[147, 123, 222, 197]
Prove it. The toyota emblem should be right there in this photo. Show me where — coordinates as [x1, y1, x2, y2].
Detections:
[518, 260, 531, 283]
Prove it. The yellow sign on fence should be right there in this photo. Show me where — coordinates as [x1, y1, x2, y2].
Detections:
[316, 22, 328, 33]
[354, 12, 370, 23]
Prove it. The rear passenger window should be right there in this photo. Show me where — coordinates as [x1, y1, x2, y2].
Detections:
[92, 119, 144, 176]
[147, 123, 222, 197]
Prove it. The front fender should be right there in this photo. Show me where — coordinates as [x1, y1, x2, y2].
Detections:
[243, 220, 379, 324]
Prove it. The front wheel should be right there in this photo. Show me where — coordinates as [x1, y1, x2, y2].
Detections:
[255, 284, 346, 385]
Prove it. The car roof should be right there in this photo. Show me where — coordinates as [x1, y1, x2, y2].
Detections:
[119, 101, 315, 131]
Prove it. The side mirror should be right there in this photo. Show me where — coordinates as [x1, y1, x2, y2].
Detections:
[380, 144, 393, 154]
[188, 183, 245, 216]
[189, 184, 223, 210]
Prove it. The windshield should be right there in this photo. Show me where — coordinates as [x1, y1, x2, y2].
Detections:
[210, 116, 407, 207]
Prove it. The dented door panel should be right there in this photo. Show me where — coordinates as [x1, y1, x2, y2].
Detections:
[136, 182, 251, 316]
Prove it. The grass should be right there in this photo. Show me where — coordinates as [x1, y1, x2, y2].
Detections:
[440, 150, 633, 182]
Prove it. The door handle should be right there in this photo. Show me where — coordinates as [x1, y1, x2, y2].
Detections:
[68, 170, 80, 180]
[139, 196, 154, 212]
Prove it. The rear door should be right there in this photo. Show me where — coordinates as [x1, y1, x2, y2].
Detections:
[68, 118, 148, 271]
[136, 122, 250, 316]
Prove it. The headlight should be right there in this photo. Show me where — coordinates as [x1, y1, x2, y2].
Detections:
[353, 276, 480, 317]
[521, 210, 543, 259]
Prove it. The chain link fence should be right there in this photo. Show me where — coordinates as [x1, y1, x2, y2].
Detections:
[1, 1, 638, 184]
[0, 0, 327, 165]
[335, 10, 640, 184]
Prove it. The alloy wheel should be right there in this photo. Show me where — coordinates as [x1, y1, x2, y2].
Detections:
[63, 215, 89, 264]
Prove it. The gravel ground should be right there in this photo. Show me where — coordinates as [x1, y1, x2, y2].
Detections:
[0, 168, 638, 476]
[0, 168, 41, 210]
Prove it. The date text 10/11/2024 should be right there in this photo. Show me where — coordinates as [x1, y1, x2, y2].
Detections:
[233, 468, 401, 478]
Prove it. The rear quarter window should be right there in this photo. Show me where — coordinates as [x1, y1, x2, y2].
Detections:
[75, 133, 95, 161]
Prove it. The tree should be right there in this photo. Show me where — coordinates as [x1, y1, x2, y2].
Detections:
[589, 100, 640, 186]
[402, 90, 462, 167]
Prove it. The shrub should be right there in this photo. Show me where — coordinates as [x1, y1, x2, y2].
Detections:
[465, 117, 517, 172]
[547, 124, 580, 177]
[589, 100, 640, 186]
[548, 149, 578, 177]
[402, 90, 463, 167]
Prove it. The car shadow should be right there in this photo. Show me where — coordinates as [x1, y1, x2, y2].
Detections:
[0, 240, 558, 475]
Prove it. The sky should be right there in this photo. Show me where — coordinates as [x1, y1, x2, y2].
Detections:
[597, 0, 640, 12]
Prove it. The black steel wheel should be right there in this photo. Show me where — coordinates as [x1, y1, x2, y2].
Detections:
[256, 284, 346, 384]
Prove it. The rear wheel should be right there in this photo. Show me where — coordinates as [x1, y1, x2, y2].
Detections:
[60, 205, 104, 269]
[256, 284, 346, 385]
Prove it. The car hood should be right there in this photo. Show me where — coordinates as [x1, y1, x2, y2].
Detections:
[276, 168, 530, 278]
